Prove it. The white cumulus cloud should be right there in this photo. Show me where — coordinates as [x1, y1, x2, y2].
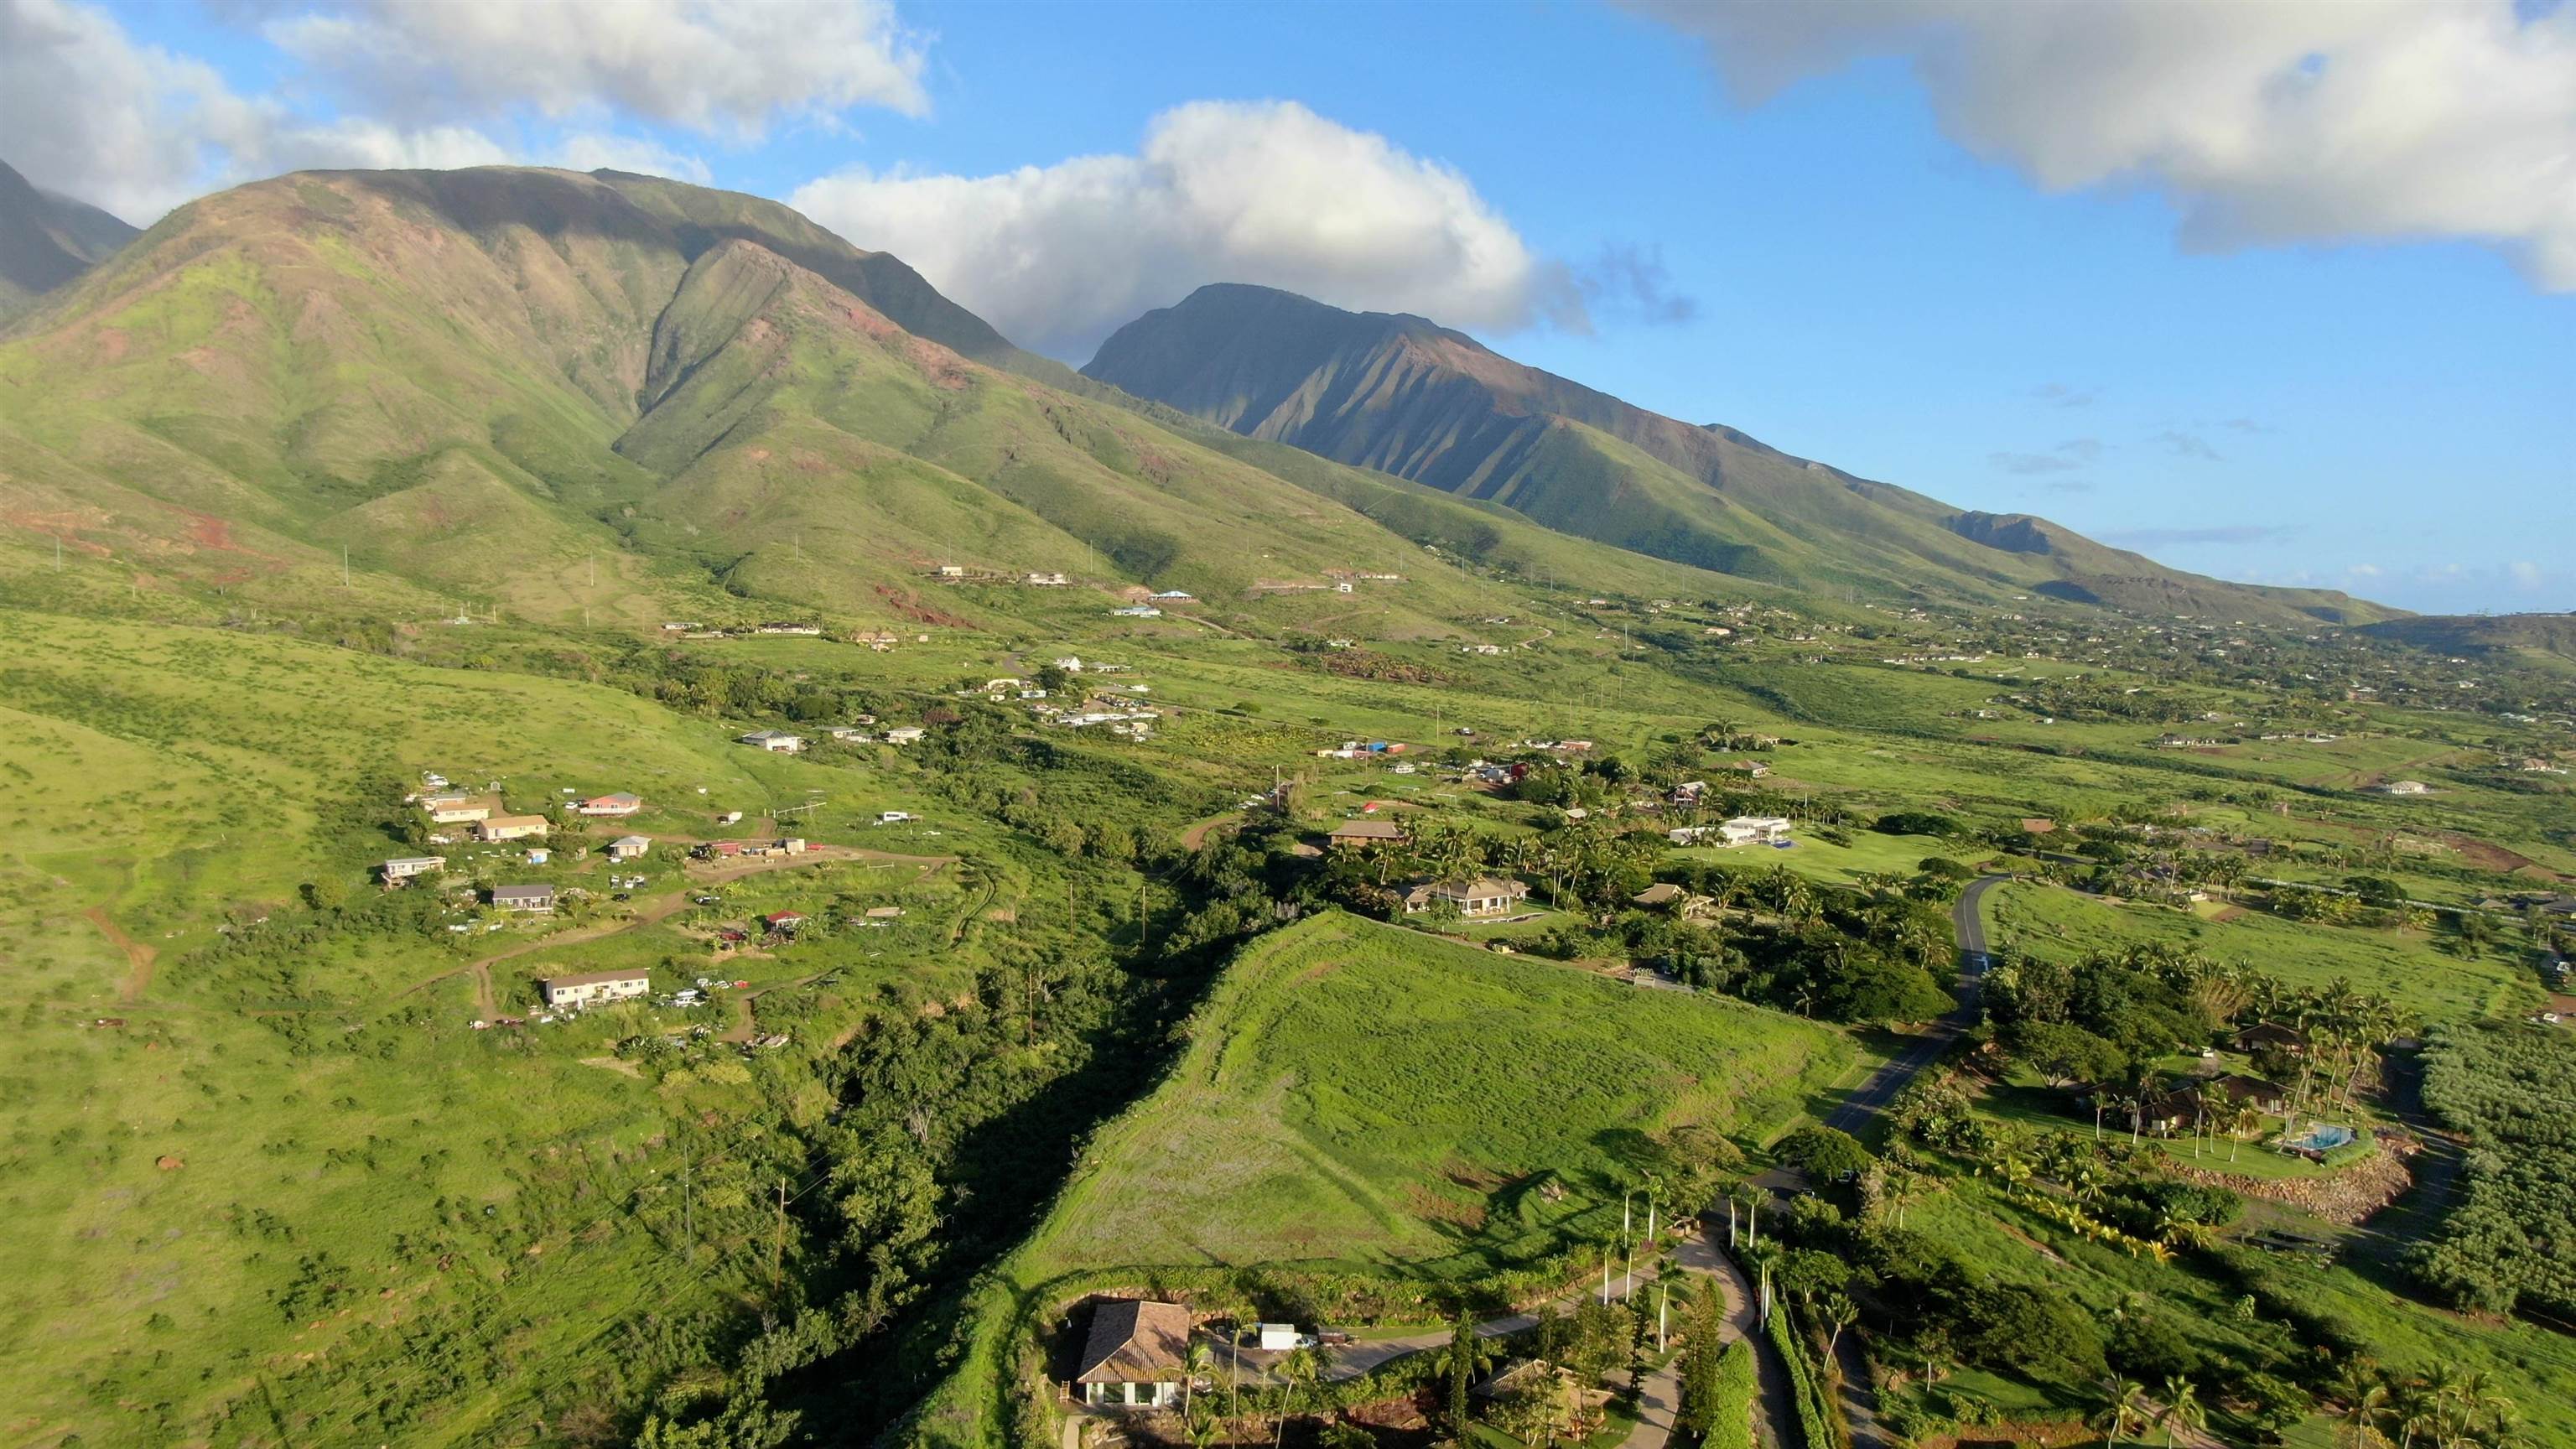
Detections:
[2, 0, 521, 220]
[791, 100, 1583, 359]
[255, 0, 927, 133]
[1624, 0, 2576, 288]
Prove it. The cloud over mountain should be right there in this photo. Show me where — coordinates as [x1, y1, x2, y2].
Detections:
[1627, 0, 2576, 289]
[791, 101, 1581, 359]
[253, 0, 927, 132]
[1, 0, 909, 221]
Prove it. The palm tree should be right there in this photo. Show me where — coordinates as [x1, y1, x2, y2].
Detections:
[2158, 1376, 2206, 1448]
[2091, 1376, 2153, 1447]
[2330, 1359, 2392, 1448]
[1274, 1345, 1325, 1449]
[1183, 1339, 1215, 1415]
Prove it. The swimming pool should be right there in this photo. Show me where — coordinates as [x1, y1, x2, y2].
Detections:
[2283, 1124, 2355, 1152]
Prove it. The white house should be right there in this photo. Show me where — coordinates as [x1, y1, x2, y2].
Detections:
[738, 730, 805, 753]
[541, 969, 650, 1010]
[605, 836, 651, 861]
[1721, 815, 1794, 845]
[886, 726, 926, 745]
[381, 856, 446, 882]
[575, 792, 643, 817]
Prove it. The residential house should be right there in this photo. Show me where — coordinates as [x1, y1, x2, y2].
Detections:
[540, 969, 649, 1010]
[1111, 605, 1163, 618]
[492, 884, 556, 913]
[605, 836, 651, 862]
[886, 726, 926, 745]
[1148, 589, 1195, 601]
[1023, 572, 1067, 586]
[576, 792, 643, 818]
[1719, 816, 1794, 846]
[1670, 781, 1707, 807]
[2376, 780, 2432, 796]
[762, 911, 805, 934]
[423, 796, 491, 824]
[738, 730, 806, 753]
[2133, 1088, 2202, 1135]
[827, 726, 875, 743]
[2215, 1075, 2289, 1114]
[1327, 818, 1408, 849]
[381, 856, 446, 883]
[2234, 1021, 2310, 1056]
[1069, 1299, 1192, 1410]
[1403, 877, 1530, 918]
[477, 814, 551, 843]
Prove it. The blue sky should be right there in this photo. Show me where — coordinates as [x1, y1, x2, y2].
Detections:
[12, 0, 2572, 614]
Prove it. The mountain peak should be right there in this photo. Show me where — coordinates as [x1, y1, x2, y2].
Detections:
[1086, 286, 2397, 626]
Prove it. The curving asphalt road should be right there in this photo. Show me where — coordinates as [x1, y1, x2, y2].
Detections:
[1821, 874, 2009, 1135]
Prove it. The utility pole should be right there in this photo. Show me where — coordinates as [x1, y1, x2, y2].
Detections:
[54, 534, 62, 570]
[773, 1177, 787, 1288]
[682, 1161, 693, 1254]
[342, 544, 350, 587]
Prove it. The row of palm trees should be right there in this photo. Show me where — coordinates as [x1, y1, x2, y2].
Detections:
[2090, 1373, 2204, 1447]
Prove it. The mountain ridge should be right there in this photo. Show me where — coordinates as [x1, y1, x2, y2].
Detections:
[0, 159, 140, 322]
[1083, 283, 2398, 626]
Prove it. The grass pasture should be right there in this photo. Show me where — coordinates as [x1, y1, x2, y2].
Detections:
[1031, 911, 1854, 1277]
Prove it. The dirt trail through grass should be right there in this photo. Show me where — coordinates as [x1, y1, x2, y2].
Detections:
[89, 906, 158, 1003]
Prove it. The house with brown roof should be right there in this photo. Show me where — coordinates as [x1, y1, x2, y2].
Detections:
[1327, 818, 1407, 849]
[1070, 1299, 1192, 1409]
[2234, 1021, 2310, 1055]
[423, 795, 491, 824]
[2215, 1074, 2289, 1114]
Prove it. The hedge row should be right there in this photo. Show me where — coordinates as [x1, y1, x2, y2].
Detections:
[1766, 1309, 1839, 1449]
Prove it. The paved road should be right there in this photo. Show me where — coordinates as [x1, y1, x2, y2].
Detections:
[1617, 1226, 1725, 1449]
[1821, 875, 2008, 1135]
[1809, 874, 2008, 1447]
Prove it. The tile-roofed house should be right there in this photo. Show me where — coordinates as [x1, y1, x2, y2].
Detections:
[763, 911, 806, 933]
[540, 969, 650, 1010]
[492, 884, 556, 912]
[1070, 1299, 1192, 1408]
[576, 792, 643, 817]
[422, 795, 491, 823]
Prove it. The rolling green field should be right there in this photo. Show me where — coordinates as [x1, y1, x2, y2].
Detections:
[1983, 880, 2547, 1022]
[1034, 911, 1852, 1275]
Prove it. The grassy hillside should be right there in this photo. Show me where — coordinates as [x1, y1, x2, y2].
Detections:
[1037, 911, 1851, 1274]
[903, 911, 1852, 1449]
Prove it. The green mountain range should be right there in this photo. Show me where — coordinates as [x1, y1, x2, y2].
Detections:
[3, 165, 2391, 636]
[1084, 283, 2397, 626]
[0, 160, 139, 323]
[3, 165, 1757, 635]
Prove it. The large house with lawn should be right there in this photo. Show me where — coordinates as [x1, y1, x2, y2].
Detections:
[575, 792, 643, 817]
[423, 795, 491, 824]
[738, 730, 806, 753]
[1403, 876, 1530, 919]
[1069, 1299, 1191, 1409]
